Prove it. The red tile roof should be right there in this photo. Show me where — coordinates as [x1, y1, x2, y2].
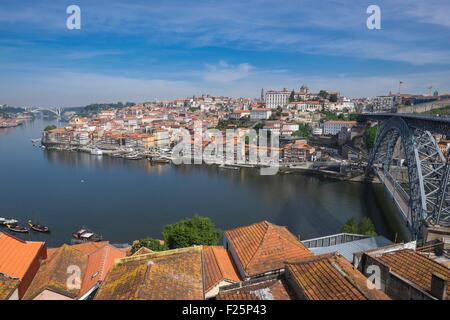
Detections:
[224, 221, 312, 277]
[374, 249, 450, 297]
[216, 278, 294, 300]
[202, 246, 241, 292]
[286, 253, 390, 300]
[0, 232, 45, 280]
[0, 273, 19, 300]
[95, 246, 204, 300]
[80, 244, 127, 297]
[23, 242, 125, 300]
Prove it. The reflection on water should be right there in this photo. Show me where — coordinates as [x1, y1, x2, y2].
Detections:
[0, 119, 397, 247]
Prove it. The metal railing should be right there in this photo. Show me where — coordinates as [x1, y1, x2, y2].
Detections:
[301, 233, 369, 249]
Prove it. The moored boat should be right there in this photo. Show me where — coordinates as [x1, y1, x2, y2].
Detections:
[0, 218, 18, 226]
[90, 148, 103, 155]
[72, 228, 103, 243]
[124, 152, 143, 160]
[28, 220, 50, 233]
[6, 224, 29, 233]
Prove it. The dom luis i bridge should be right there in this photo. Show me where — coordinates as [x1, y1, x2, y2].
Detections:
[358, 113, 450, 240]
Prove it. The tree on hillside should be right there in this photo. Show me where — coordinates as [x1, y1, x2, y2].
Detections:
[293, 124, 312, 138]
[366, 125, 378, 150]
[329, 93, 338, 103]
[162, 215, 221, 249]
[318, 90, 329, 99]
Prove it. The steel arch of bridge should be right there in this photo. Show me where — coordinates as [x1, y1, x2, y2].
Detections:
[368, 116, 450, 239]
[31, 107, 62, 117]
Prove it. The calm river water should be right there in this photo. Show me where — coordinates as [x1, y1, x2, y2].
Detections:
[0, 118, 397, 246]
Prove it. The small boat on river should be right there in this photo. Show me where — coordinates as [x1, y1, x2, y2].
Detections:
[28, 220, 50, 233]
[0, 218, 18, 226]
[6, 224, 29, 233]
[72, 228, 103, 243]
[90, 148, 103, 156]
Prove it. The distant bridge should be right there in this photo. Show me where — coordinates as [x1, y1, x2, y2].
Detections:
[28, 107, 63, 118]
[359, 113, 450, 240]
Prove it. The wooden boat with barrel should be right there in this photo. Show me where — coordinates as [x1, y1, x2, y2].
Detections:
[28, 220, 50, 233]
[72, 228, 103, 243]
[6, 224, 29, 233]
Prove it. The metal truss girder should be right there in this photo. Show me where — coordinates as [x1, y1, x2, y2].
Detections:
[368, 117, 448, 239]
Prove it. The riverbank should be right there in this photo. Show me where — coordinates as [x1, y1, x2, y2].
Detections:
[41, 141, 368, 182]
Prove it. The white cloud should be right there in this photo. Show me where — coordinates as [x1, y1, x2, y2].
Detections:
[203, 61, 254, 83]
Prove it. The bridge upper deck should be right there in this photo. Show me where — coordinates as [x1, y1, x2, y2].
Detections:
[358, 113, 450, 135]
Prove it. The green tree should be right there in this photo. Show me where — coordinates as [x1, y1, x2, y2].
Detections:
[359, 217, 377, 236]
[162, 215, 221, 249]
[329, 93, 338, 103]
[341, 217, 359, 234]
[366, 125, 378, 150]
[293, 124, 312, 138]
[131, 237, 168, 253]
[341, 217, 377, 236]
[318, 90, 329, 99]
[44, 125, 57, 131]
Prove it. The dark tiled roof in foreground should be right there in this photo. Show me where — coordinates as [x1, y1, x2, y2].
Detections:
[216, 277, 294, 300]
[23, 242, 125, 300]
[286, 253, 390, 300]
[0, 273, 19, 300]
[224, 221, 312, 277]
[23, 245, 88, 300]
[95, 246, 204, 300]
[374, 249, 450, 296]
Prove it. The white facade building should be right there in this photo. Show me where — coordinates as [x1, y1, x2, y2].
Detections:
[250, 108, 272, 120]
[265, 89, 290, 109]
[288, 101, 322, 112]
[322, 120, 357, 135]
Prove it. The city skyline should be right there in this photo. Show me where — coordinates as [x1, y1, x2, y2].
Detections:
[1, 0, 450, 107]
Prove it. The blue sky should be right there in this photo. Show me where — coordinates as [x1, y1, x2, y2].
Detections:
[1, 0, 450, 107]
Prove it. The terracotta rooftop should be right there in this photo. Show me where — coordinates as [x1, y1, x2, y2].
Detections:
[23, 242, 125, 300]
[373, 249, 450, 297]
[216, 277, 294, 300]
[80, 244, 126, 297]
[0, 273, 19, 300]
[0, 232, 45, 280]
[202, 246, 241, 293]
[224, 221, 312, 277]
[94, 246, 204, 300]
[132, 247, 154, 256]
[23, 245, 88, 300]
[286, 253, 390, 300]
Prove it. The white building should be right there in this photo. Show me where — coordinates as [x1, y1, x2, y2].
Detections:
[288, 101, 322, 112]
[312, 127, 323, 135]
[250, 108, 272, 120]
[322, 120, 357, 135]
[281, 124, 300, 136]
[229, 110, 251, 120]
[265, 89, 290, 109]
